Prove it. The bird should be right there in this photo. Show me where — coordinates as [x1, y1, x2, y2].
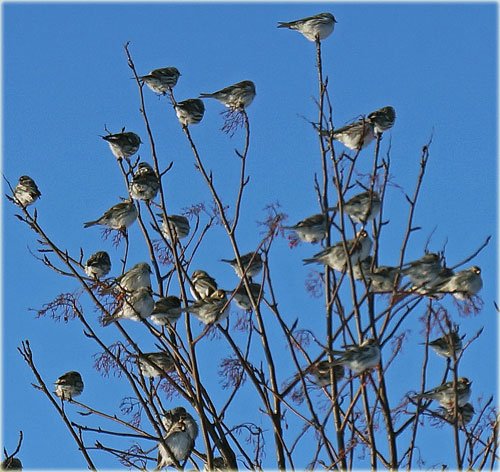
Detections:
[199, 80, 256, 110]
[158, 407, 198, 469]
[436, 266, 483, 300]
[150, 296, 183, 326]
[401, 253, 443, 289]
[175, 98, 205, 126]
[83, 201, 138, 231]
[157, 214, 191, 241]
[129, 162, 160, 201]
[282, 213, 329, 243]
[231, 282, 263, 311]
[1, 457, 22, 470]
[353, 257, 399, 292]
[190, 270, 218, 300]
[182, 290, 229, 325]
[367, 106, 396, 135]
[331, 119, 375, 151]
[114, 262, 152, 293]
[427, 328, 465, 359]
[339, 190, 381, 225]
[277, 12, 337, 42]
[413, 266, 455, 297]
[139, 67, 180, 95]
[221, 251, 263, 278]
[438, 402, 475, 427]
[137, 352, 175, 378]
[102, 130, 141, 161]
[102, 287, 154, 325]
[414, 377, 472, 409]
[303, 230, 372, 272]
[330, 338, 381, 374]
[310, 360, 345, 387]
[84, 251, 111, 279]
[54, 371, 84, 400]
[13, 175, 41, 207]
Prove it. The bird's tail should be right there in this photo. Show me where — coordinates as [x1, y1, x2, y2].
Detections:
[277, 21, 291, 28]
[199, 93, 214, 99]
[303, 258, 317, 265]
[83, 220, 99, 228]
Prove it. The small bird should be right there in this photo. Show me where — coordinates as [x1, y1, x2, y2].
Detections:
[102, 130, 141, 161]
[129, 162, 160, 201]
[150, 296, 183, 326]
[277, 12, 337, 42]
[182, 289, 229, 325]
[330, 338, 381, 374]
[414, 377, 472, 409]
[13, 175, 41, 207]
[282, 213, 329, 243]
[331, 119, 375, 151]
[367, 106, 396, 135]
[438, 402, 475, 427]
[340, 191, 381, 225]
[140, 67, 180, 95]
[114, 262, 152, 293]
[190, 270, 218, 300]
[413, 267, 455, 297]
[83, 201, 138, 231]
[427, 328, 465, 359]
[353, 257, 399, 292]
[310, 360, 345, 387]
[221, 251, 263, 279]
[231, 282, 263, 311]
[401, 253, 443, 288]
[199, 80, 256, 110]
[303, 230, 372, 272]
[103, 287, 154, 325]
[158, 407, 198, 469]
[175, 98, 205, 126]
[1, 457, 22, 470]
[54, 371, 84, 400]
[84, 251, 111, 279]
[137, 352, 175, 378]
[436, 266, 483, 300]
[158, 214, 191, 241]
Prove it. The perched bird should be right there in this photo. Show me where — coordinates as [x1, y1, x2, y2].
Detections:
[83, 201, 138, 231]
[137, 352, 175, 378]
[84, 251, 111, 279]
[427, 328, 465, 359]
[150, 296, 183, 326]
[158, 407, 198, 469]
[353, 257, 399, 292]
[414, 377, 472, 409]
[129, 162, 160, 201]
[310, 360, 345, 387]
[13, 175, 41, 207]
[436, 266, 483, 300]
[102, 287, 154, 325]
[140, 67, 180, 95]
[1, 457, 22, 470]
[190, 270, 218, 300]
[401, 253, 443, 288]
[340, 191, 381, 225]
[175, 98, 205, 126]
[114, 262, 152, 293]
[231, 282, 263, 311]
[277, 12, 337, 42]
[413, 266, 455, 297]
[54, 371, 84, 400]
[303, 230, 372, 272]
[332, 119, 375, 151]
[330, 338, 381, 374]
[438, 402, 475, 427]
[182, 290, 229, 324]
[221, 251, 263, 279]
[282, 213, 329, 243]
[102, 130, 141, 161]
[158, 214, 191, 241]
[199, 80, 256, 110]
[367, 106, 396, 135]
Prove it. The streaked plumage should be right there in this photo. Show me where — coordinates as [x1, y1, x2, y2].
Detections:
[150, 296, 182, 326]
[158, 214, 191, 241]
[140, 67, 180, 95]
[190, 270, 218, 300]
[353, 257, 399, 292]
[368, 106, 396, 135]
[54, 371, 84, 400]
[332, 119, 375, 150]
[303, 230, 372, 272]
[277, 12, 337, 42]
[428, 328, 464, 358]
[102, 131, 141, 161]
[330, 338, 381, 374]
[221, 251, 263, 278]
[413, 267, 455, 297]
[199, 80, 256, 110]
[310, 360, 345, 386]
[1, 457, 22, 470]
[102, 287, 154, 325]
[436, 266, 483, 300]
[83, 201, 138, 231]
[137, 352, 175, 378]
[401, 253, 443, 288]
[415, 377, 472, 408]
[340, 191, 381, 225]
[438, 402, 475, 427]
[175, 98, 205, 126]
[282, 213, 329, 243]
[115, 262, 152, 293]
[182, 289, 229, 324]
[13, 175, 41, 206]
[84, 251, 111, 279]
[129, 162, 160, 201]
[232, 282, 263, 310]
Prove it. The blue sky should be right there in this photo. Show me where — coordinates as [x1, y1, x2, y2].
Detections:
[2, 2, 498, 469]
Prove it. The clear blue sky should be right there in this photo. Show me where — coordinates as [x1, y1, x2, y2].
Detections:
[2, 2, 498, 469]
